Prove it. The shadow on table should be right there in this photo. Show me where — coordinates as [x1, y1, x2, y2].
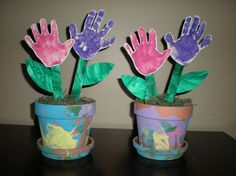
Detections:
[119, 147, 190, 176]
[25, 154, 102, 176]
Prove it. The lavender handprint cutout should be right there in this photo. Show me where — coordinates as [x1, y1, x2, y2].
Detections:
[69, 9, 115, 60]
[164, 16, 212, 65]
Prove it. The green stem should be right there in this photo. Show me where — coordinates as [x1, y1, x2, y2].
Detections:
[71, 58, 87, 99]
[51, 65, 63, 100]
[144, 73, 158, 100]
[165, 62, 184, 103]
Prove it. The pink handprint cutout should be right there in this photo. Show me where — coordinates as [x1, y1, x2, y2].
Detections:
[124, 28, 172, 75]
[25, 19, 75, 67]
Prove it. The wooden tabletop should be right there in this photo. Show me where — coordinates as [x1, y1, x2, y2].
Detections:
[0, 124, 236, 176]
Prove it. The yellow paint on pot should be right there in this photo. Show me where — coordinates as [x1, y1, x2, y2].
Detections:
[43, 123, 78, 149]
[153, 127, 170, 150]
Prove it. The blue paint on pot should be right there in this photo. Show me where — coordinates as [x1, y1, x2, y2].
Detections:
[35, 99, 96, 160]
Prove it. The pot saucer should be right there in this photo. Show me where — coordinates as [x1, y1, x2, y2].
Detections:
[37, 137, 94, 160]
[133, 136, 188, 161]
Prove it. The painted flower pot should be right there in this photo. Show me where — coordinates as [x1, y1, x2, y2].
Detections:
[133, 102, 193, 160]
[35, 99, 96, 160]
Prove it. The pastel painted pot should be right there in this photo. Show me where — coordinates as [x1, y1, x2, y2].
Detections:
[134, 102, 193, 160]
[35, 99, 96, 160]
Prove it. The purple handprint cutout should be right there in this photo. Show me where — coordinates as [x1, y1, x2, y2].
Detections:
[164, 16, 212, 65]
[69, 9, 115, 60]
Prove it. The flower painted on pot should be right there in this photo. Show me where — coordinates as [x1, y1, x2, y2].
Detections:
[42, 123, 79, 149]
[164, 16, 212, 65]
[153, 130, 170, 150]
[25, 19, 75, 67]
[141, 127, 170, 150]
[69, 9, 115, 60]
[124, 28, 172, 75]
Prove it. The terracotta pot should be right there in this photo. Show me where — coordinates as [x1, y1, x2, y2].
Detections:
[35, 98, 96, 160]
[133, 101, 193, 160]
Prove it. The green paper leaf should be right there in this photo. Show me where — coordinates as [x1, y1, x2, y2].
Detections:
[25, 58, 53, 93]
[121, 75, 147, 100]
[83, 62, 114, 86]
[177, 70, 208, 93]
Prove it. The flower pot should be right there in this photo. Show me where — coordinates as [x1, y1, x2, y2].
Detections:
[35, 98, 96, 160]
[133, 102, 193, 160]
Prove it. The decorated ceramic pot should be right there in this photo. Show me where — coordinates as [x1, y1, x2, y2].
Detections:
[35, 99, 96, 160]
[133, 102, 193, 160]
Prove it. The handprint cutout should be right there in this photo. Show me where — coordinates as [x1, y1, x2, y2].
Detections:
[25, 19, 75, 67]
[69, 9, 115, 60]
[124, 28, 172, 75]
[164, 16, 212, 65]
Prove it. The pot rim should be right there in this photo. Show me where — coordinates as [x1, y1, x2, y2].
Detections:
[35, 97, 96, 118]
[135, 101, 193, 108]
[134, 101, 193, 120]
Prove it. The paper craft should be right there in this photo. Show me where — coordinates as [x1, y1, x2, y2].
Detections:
[69, 9, 116, 99]
[122, 28, 171, 100]
[24, 10, 115, 101]
[164, 16, 212, 103]
[124, 28, 171, 76]
[69, 9, 115, 60]
[121, 15, 212, 103]
[25, 19, 74, 67]
[25, 19, 75, 100]
[164, 16, 212, 66]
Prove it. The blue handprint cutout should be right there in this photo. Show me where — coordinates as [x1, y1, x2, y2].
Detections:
[69, 9, 115, 60]
[164, 16, 212, 65]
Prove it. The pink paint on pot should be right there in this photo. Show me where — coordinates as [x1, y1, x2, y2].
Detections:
[134, 102, 193, 151]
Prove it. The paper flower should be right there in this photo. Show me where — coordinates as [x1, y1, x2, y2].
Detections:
[69, 9, 115, 60]
[24, 12, 115, 101]
[164, 16, 212, 65]
[124, 28, 172, 75]
[121, 16, 212, 103]
[24, 19, 75, 67]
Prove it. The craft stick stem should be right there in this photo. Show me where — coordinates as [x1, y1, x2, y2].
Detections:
[145, 73, 158, 99]
[165, 62, 184, 103]
[51, 65, 64, 100]
[71, 58, 87, 99]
